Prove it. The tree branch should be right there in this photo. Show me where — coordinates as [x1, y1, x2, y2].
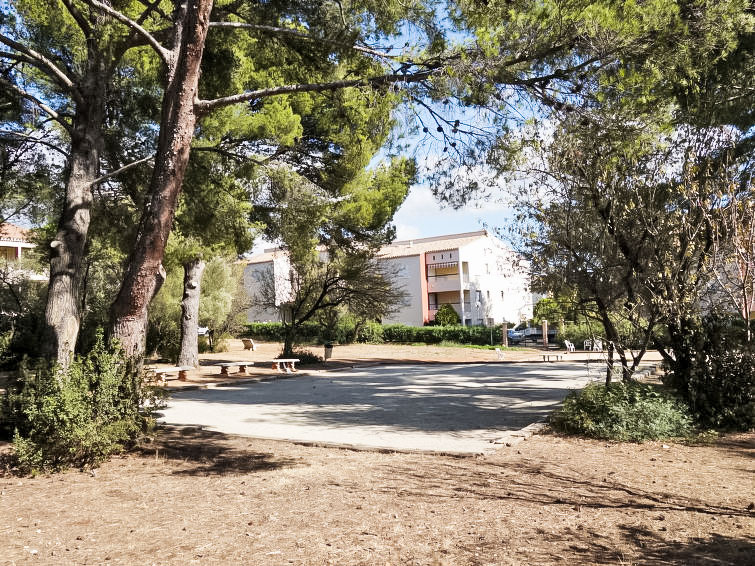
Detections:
[86, 154, 155, 187]
[60, 0, 93, 37]
[208, 21, 400, 60]
[0, 78, 72, 131]
[0, 34, 84, 104]
[0, 130, 70, 157]
[81, 0, 170, 64]
[196, 69, 436, 113]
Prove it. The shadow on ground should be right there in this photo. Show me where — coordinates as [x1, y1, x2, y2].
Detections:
[166, 363, 589, 434]
[136, 426, 300, 476]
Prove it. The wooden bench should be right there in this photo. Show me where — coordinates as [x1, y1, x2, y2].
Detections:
[542, 353, 563, 362]
[215, 361, 254, 376]
[241, 338, 257, 351]
[149, 366, 194, 384]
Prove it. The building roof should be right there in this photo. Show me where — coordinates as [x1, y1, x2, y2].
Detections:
[246, 249, 285, 264]
[245, 230, 498, 264]
[0, 223, 31, 243]
[377, 230, 489, 259]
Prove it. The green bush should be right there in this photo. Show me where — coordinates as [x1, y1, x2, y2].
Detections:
[434, 304, 461, 326]
[0, 332, 162, 473]
[356, 321, 384, 343]
[290, 349, 323, 364]
[550, 381, 694, 442]
[245, 321, 509, 346]
[382, 323, 502, 345]
[679, 317, 755, 430]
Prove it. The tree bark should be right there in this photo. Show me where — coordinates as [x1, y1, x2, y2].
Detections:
[109, 0, 213, 359]
[178, 257, 205, 367]
[44, 55, 107, 366]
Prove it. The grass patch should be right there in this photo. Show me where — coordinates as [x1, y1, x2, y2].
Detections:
[550, 381, 694, 442]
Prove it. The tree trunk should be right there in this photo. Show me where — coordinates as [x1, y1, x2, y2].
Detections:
[109, 0, 213, 359]
[605, 341, 614, 386]
[44, 59, 107, 366]
[178, 257, 205, 367]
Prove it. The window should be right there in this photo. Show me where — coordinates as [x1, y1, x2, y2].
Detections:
[475, 290, 482, 302]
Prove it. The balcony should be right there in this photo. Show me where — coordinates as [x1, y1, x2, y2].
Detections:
[428, 302, 472, 321]
[427, 274, 462, 293]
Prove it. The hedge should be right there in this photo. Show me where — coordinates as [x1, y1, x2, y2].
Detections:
[244, 322, 505, 346]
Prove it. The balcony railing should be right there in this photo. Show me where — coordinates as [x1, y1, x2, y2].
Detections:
[427, 274, 463, 293]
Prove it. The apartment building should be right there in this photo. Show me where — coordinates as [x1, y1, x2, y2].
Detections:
[377, 230, 531, 326]
[0, 223, 35, 261]
[244, 230, 532, 326]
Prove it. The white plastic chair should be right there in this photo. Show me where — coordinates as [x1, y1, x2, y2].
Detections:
[495, 347, 505, 360]
[564, 340, 575, 353]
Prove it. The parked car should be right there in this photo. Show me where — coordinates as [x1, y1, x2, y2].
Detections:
[507, 322, 557, 344]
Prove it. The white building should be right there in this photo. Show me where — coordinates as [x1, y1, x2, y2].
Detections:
[244, 230, 532, 326]
[0, 223, 35, 262]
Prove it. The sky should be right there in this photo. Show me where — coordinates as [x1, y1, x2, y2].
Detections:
[391, 182, 512, 241]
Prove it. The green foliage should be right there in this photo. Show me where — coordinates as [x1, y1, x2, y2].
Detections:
[550, 381, 694, 442]
[146, 270, 182, 361]
[434, 304, 461, 326]
[147, 256, 247, 360]
[290, 349, 323, 365]
[672, 317, 755, 431]
[556, 323, 599, 349]
[356, 321, 385, 344]
[381, 323, 502, 345]
[533, 296, 577, 324]
[1, 332, 161, 473]
[244, 321, 507, 346]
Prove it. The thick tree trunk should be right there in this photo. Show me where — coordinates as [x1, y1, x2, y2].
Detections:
[109, 0, 213, 359]
[44, 62, 107, 366]
[178, 257, 205, 367]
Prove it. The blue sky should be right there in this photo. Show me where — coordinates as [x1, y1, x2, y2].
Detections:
[391, 182, 512, 241]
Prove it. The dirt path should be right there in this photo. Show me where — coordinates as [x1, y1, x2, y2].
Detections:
[1, 429, 752, 565]
[1, 341, 750, 565]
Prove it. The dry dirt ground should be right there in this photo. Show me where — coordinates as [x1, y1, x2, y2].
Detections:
[0, 342, 752, 565]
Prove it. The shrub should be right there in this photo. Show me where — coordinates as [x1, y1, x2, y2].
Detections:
[550, 381, 694, 442]
[0, 332, 162, 473]
[289, 349, 323, 364]
[434, 304, 461, 326]
[678, 317, 755, 430]
[356, 321, 384, 343]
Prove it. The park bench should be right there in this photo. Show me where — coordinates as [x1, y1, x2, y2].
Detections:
[241, 338, 257, 351]
[266, 359, 300, 373]
[542, 353, 563, 362]
[215, 361, 255, 376]
[148, 365, 194, 384]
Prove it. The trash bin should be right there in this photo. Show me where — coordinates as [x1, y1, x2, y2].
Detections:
[324, 343, 334, 361]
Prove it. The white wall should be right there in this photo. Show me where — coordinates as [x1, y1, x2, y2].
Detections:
[380, 255, 424, 326]
[244, 260, 284, 322]
[459, 235, 531, 325]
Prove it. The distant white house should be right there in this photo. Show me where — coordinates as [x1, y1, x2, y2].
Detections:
[244, 230, 532, 326]
[0, 223, 35, 262]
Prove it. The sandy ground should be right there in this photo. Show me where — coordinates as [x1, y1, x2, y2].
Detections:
[156, 340, 664, 390]
[0, 429, 752, 565]
[0, 341, 751, 565]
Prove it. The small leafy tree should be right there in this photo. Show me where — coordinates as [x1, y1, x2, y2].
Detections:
[434, 304, 461, 326]
[255, 250, 407, 357]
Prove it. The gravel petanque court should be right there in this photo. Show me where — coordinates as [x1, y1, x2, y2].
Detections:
[159, 362, 594, 454]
